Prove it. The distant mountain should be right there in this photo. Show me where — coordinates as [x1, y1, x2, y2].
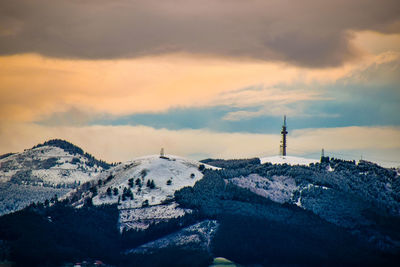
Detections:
[0, 139, 112, 215]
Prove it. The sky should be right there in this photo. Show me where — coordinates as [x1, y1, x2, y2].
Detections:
[0, 0, 400, 167]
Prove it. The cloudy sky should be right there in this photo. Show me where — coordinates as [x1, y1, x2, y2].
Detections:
[0, 0, 399, 166]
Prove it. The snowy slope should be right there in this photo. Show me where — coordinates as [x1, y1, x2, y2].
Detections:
[260, 155, 319, 166]
[127, 220, 219, 254]
[229, 172, 375, 229]
[92, 155, 216, 208]
[71, 154, 217, 230]
[0, 141, 108, 215]
[0, 145, 103, 185]
[119, 203, 191, 231]
[230, 174, 298, 204]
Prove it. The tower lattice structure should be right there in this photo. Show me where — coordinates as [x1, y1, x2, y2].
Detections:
[280, 115, 288, 156]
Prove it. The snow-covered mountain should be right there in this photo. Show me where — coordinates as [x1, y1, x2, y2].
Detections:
[0, 139, 111, 215]
[1, 150, 400, 266]
[68, 154, 218, 231]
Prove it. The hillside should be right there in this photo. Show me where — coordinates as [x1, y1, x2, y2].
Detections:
[181, 158, 400, 253]
[0, 144, 400, 266]
[0, 139, 111, 215]
[67, 155, 217, 231]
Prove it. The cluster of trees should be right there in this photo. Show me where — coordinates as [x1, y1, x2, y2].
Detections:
[174, 165, 400, 264]
[4, 196, 397, 267]
[33, 139, 112, 170]
[0, 200, 211, 266]
[211, 214, 393, 266]
[202, 157, 399, 217]
[122, 187, 134, 201]
[178, 158, 400, 252]
[200, 158, 260, 169]
[0, 202, 121, 266]
[106, 187, 119, 197]
[146, 180, 156, 189]
[0, 152, 14, 160]
[1, 155, 399, 266]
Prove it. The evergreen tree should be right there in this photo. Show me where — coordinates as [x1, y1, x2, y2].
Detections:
[198, 164, 205, 171]
[90, 186, 98, 196]
[107, 187, 112, 196]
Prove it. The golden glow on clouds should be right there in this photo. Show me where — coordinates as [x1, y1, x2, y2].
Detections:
[353, 31, 400, 54]
[0, 47, 393, 123]
[0, 30, 399, 165]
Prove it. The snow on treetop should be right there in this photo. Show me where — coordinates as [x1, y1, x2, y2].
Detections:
[259, 155, 319, 166]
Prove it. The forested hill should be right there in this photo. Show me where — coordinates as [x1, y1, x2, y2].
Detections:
[0, 139, 114, 215]
[0, 154, 399, 266]
[32, 139, 112, 170]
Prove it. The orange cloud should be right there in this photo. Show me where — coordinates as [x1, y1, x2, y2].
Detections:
[0, 51, 383, 123]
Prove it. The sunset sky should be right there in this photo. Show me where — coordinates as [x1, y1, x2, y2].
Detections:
[0, 0, 399, 166]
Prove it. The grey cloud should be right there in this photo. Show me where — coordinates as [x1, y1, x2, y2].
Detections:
[0, 0, 399, 67]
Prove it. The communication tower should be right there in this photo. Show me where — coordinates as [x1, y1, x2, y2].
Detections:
[280, 115, 288, 156]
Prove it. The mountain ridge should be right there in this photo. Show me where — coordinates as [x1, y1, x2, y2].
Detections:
[1, 140, 400, 266]
[0, 139, 112, 215]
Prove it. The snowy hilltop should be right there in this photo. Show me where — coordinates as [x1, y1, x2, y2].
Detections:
[67, 154, 218, 231]
[0, 139, 111, 215]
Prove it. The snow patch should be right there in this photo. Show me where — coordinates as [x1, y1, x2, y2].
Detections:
[119, 203, 191, 231]
[230, 174, 298, 204]
[327, 165, 334, 172]
[127, 220, 219, 254]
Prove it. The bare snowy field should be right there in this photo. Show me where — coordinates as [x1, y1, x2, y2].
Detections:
[119, 203, 192, 231]
[0, 146, 101, 185]
[230, 174, 298, 204]
[75, 155, 218, 230]
[93, 155, 215, 209]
